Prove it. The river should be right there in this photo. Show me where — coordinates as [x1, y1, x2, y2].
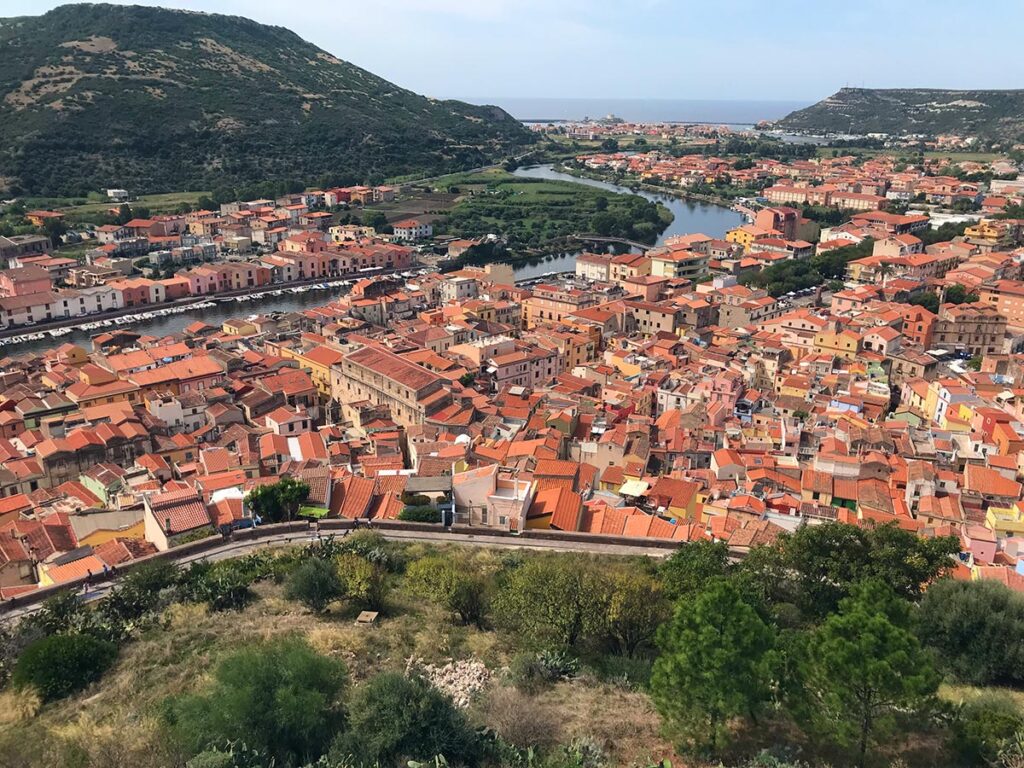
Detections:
[509, 164, 744, 279]
[7, 167, 742, 355]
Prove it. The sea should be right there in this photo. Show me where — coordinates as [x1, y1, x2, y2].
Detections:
[457, 97, 810, 125]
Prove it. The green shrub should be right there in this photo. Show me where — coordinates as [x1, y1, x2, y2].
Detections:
[507, 650, 577, 694]
[331, 672, 481, 767]
[918, 579, 1024, 686]
[399, 506, 440, 523]
[285, 558, 344, 613]
[588, 654, 653, 690]
[163, 637, 347, 766]
[12, 633, 118, 701]
[178, 560, 256, 612]
[95, 560, 179, 640]
[339, 530, 406, 573]
[24, 590, 94, 637]
[401, 493, 432, 507]
[405, 555, 489, 627]
[950, 693, 1024, 765]
[336, 554, 388, 612]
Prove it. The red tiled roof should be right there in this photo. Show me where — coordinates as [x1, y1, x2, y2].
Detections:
[148, 488, 210, 534]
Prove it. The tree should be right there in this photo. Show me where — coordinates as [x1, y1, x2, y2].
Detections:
[774, 521, 957, 621]
[603, 566, 670, 657]
[945, 283, 979, 305]
[332, 672, 481, 767]
[41, 216, 67, 241]
[658, 540, 730, 601]
[285, 558, 344, 613]
[651, 579, 775, 754]
[862, 523, 958, 602]
[336, 554, 388, 612]
[406, 556, 488, 627]
[918, 579, 1024, 686]
[12, 633, 118, 701]
[245, 478, 310, 524]
[909, 290, 940, 313]
[163, 637, 347, 767]
[447, 573, 489, 629]
[600, 138, 619, 151]
[363, 211, 387, 231]
[967, 353, 984, 371]
[802, 580, 939, 768]
[493, 554, 609, 648]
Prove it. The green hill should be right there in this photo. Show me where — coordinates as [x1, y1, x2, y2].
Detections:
[0, 3, 534, 197]
[774, 87, 1024, 144]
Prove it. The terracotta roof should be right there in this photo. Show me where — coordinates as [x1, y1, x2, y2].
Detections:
[148, 488, 210, 534]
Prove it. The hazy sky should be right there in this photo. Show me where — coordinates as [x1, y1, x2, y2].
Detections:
[6, 0, 1024, 101]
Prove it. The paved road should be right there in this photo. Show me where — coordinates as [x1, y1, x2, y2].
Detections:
[3, 528, 673, 621]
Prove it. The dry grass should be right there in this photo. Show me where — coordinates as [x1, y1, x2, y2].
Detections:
[537, 680, 677, 766]
[0, 688, 41, 726]
[479, 686, 563, 750]
[940, 682, 1024, 711]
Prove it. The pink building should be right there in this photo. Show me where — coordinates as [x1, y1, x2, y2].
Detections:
[0, 266, 51, 297]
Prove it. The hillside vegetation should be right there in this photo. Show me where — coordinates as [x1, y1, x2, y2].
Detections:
[0, 4, 533, 196]
[774, 87, 1024, 144]
[4, 523, 1024, 768]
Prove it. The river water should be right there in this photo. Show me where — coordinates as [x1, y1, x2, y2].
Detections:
[509, 164, 743, 279]
[7, 167, 741, 355]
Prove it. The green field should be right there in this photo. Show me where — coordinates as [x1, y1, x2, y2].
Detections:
[443, 171, 672, 250]
[12, 191, 212, 229]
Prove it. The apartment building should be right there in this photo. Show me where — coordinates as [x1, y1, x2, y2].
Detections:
[522, 284, 598, 329]
[331, 345, 449, 426]
[932, 303, 1007, 356]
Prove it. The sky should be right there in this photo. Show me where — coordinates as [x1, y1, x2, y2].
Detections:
[6, 0, 1024, 102]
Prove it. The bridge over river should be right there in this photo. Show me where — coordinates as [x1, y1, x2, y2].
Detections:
[571, 233, 654, 251]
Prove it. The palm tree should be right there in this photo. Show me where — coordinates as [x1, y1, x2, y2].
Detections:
[879, 261, 894, 288]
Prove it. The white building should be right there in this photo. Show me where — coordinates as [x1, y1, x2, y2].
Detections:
[393, 218, 433, 241]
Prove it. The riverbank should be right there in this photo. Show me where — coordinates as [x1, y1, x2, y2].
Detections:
[436, 165, 746, 279]
[551, 162, 748, 211]
[511, 165, 744, 243]
[0, 266, 421, 352]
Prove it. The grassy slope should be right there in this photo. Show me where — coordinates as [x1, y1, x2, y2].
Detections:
[0, 544, 672, 768]
[0, 4, 533, 196]
[1, 540, 1020, 768]
[776, 87, 1024, 141]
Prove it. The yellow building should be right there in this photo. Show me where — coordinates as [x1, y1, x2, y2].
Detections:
[604, 348, 643, 378]
[726, 224, 770, 252]
[222, 318, 259, 336]
[844, 258, 877, 283]
[265, 340, 345, 400]
[964, 218, 1009, 242]
[531, 327, 597, 371]
[813, 328, 861, 360]
[69, 509, 146, 547]
[987, 503, 1024, 538]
